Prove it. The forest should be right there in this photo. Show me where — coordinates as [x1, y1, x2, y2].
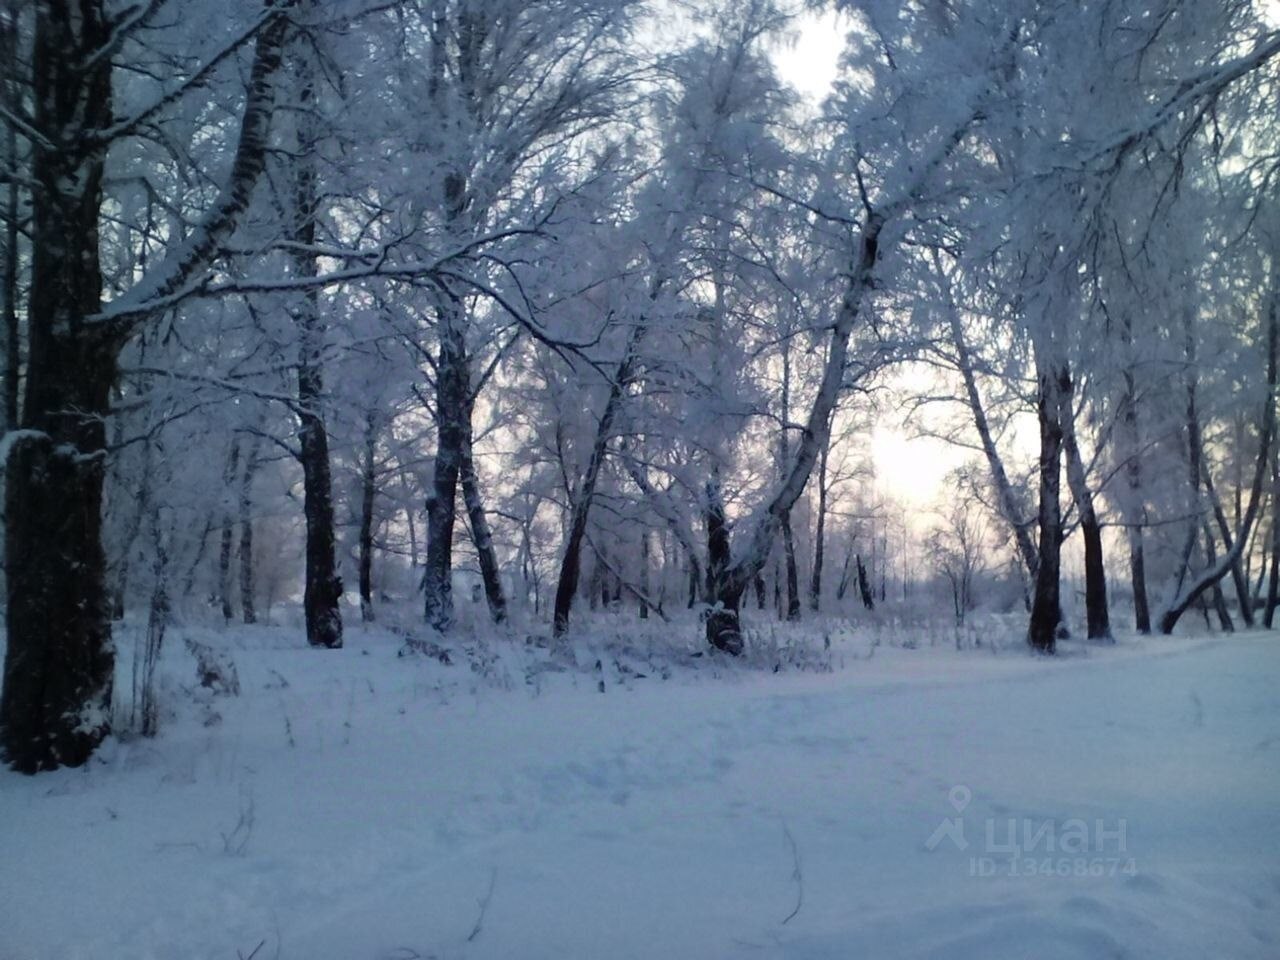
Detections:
[0, 2, 1275, 759]
[3, 2, 1280, 957]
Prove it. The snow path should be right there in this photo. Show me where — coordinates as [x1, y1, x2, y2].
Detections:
[2, 630, 1278, 959]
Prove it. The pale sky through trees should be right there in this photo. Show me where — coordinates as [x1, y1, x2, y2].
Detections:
[774, 10, 976, 510]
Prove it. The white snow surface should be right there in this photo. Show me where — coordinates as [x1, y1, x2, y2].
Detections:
[2, 616, 1278, 959]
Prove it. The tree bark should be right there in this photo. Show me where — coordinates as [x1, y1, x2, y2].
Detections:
[218, 440, 242, 622]
[704, 478, 743, 654]
[1059, 365, 1111, 641]
[1028, 358, 1065, 654]
[358, 412, 377, 622]
[238, 441, 259, 625]
[639, 529, 650, 619]
[460, 425, 507, 624]
[856, 554, 875, 610]
[0, 1, 116, 772]
[781, 511, 801, 621]
[424, 296, 468, 632]
[809, 431, 830, 611]
[1117, 346, 1151, 632]
[290, 42, 342, 650]
[1, 4, 18, 431]
[1266, 455, 1279, 628]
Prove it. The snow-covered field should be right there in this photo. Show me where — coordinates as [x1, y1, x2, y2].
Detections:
[2, 616, 1278, 959]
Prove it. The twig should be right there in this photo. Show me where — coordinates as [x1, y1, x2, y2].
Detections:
[781, 823, 803, 925]
[468, 867, 498, 943]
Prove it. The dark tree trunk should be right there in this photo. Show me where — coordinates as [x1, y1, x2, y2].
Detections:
[1267, 456, 1279, 628]
[295, 322, 342, 644]
[238, 436, 260, 624]
[639, 529, 650, 620]
[1, 2, 115, 772]
[461, 427, 506, 624]
[809, 442, 828, 612]
[704, 480, 743, 654]
[291, 48, 342, 650]
[856, 554, 875, 610]
[218, 440, 241, 623]
[425, 297, 469, 632]
[1, 6, 18, 432]
[781, 511, 801, 621]
[687, 559, 699, 609]
[1204, 472, 1255, 628]
[359, 413, 377, 623]
[1028, 361, 1065, 654]
[1059, 366, 1111, 641]
[1120, 360, 1151, 633]
[1, 0, 287, 771]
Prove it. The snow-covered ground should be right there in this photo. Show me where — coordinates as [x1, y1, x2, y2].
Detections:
[2, 616, 1278, 959]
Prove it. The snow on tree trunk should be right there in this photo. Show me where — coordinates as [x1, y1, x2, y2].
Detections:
[809, 430, 829, 612]
[423, 307, 467, 633]
[290, 41, 342, 650]
[1028, 357, 1066, 654]
[0, 0, 115, 772]
[1266, 454, 1279, 629]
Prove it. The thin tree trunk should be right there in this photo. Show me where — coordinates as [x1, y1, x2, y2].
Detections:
[639, 529, 650, 620]
[238, 437, 261, 625]
[836, 548, 852, 601]
[218, 440, 241, 622]
[460, 426, 506, 624]
[139, 507, 169, 738]
[359, 412, 377, 622]
[1116, 315, 1151, 632]
[1265, 455, 1279, 628]
[1200, 522, 1235, 631]
[856, 554, 875, 610]
[946, 294, 1039, 579]
[1059, 365, 1111, 641]
[809, 433, 829, 612]
[1203, 468, 1255, 627]
[781, 512, 801, 621]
